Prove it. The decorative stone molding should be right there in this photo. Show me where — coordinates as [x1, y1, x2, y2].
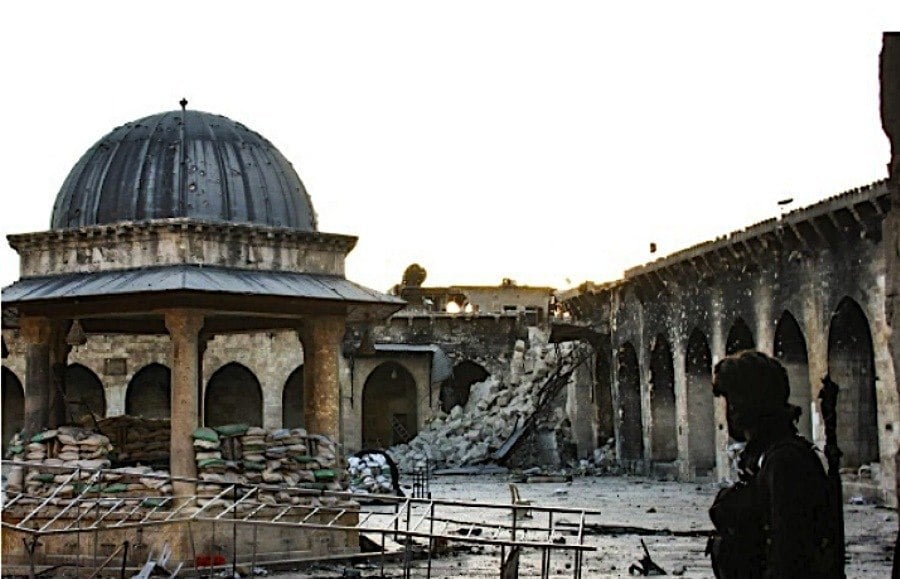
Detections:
[8, 219, 357, 278]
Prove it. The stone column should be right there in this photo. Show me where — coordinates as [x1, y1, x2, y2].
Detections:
[165, 310, 204, 497]
[301, 316, 346, 442]
[672, 335, 692, 481]
[709, 288, 730, 482]
[878, 31, 900, 567]
[48, 320, 72, 428]
[21, 316, 52, 437]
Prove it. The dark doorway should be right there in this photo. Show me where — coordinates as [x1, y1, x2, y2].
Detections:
[726, 318, 755, 355]
[205, 363, 263, 427]
[686, 329, 715, 474]
[282, 365, 304, 428]
[362, 362, 418, 448]
[2, 367, 24, 454]
[594, 344, 615, 445]
[65, 364, 106, 421]
[774, 311, 812, 438]
[649, 335, 677, 461]
[827, 297, 878, 468]
[126, 363, 171, 419]
[617, 342, 644, 460]
[441, 360, 489, 413]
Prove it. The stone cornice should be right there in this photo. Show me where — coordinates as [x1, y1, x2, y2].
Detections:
[624, 179, 889, 281]
[7, 218, 356, 278]
[7, 218, 357, 254]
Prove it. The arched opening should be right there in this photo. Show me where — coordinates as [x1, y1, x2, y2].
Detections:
[205, 363, 263, 427]
[362, 362, 418, 448]
[827, 298, 878, 468]
[441, 360, 489, 413]
[616, 342, 644, 460]
[686, 329, 715, 474]
[774, 311, 812, 439]
[282, 365, 304, 429]
[726, 318, 755, 355]
[649, 335, 677, 461]
[65, 364, 106, 421]
[126, 364, 171, 419]
[2, 368, 25, 454]
[594, 345, 615, 445]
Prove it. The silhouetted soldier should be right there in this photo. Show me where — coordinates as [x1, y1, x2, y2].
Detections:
[707, 351, 841, 578]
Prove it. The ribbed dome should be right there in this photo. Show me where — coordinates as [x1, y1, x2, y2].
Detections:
[51, 109, 317, 231]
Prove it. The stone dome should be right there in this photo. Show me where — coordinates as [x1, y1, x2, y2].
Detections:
[51, 109, 317, 231]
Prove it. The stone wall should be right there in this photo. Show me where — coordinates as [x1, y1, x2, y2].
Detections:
[562, 181, 900, 505]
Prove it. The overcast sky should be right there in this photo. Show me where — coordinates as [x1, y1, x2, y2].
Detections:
[1, 3, 898, 293]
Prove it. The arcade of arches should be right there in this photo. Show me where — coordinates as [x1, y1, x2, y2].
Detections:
[1, 335, 312, 436]
[598, 297, 890, 494]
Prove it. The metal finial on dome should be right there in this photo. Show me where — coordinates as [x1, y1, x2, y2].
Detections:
[179, 98, 188, 111]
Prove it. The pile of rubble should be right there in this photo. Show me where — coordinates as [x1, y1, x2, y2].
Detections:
[193, 425, 346, 505]
[389, 336, 577, 473]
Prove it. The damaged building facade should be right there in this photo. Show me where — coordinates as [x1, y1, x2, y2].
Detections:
[560, 180, 900, 506]
[2, 276, 559, 461]
[3, 109, 900, 515]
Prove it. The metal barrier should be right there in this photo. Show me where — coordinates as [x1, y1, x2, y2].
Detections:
[2, 460, 599, 578]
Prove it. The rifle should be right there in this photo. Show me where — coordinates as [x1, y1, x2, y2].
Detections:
[819, 374, 846, 578]
[628, 539, 666, 576]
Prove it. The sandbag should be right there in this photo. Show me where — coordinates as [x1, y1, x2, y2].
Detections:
[192, 427, 219, 442]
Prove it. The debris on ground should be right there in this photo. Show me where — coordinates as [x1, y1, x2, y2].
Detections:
[628, 539, 667, 576]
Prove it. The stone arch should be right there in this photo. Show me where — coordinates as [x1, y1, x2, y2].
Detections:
[282, 365, 304, 429]
[441, 360, 489, 413]
[2, 367, 25, 454]
[827, 297, 878, 468]
[686, 329, 715, 474]
[726, 317, 755, 355]
[774, 310, 812, 438]
[205, 362, 263, 427]
[649, 334, 677, 461]
[617, 342, 644, 460]
[126, 363, 171, 419]
[362, 361, 418, 448]
[65, 363, 106, 421]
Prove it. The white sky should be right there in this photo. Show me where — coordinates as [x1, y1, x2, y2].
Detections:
[1, 2, 898, 293]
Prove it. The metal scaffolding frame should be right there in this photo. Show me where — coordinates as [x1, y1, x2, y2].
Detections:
[2, 460, 599, 578]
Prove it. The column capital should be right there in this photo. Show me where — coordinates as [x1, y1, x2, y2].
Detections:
[19, 316, 53, 345]
[300, 315, 347, 341]
[163, 309, 205, 338]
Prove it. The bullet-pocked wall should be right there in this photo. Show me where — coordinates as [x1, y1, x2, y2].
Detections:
[562, 182, 900, 505]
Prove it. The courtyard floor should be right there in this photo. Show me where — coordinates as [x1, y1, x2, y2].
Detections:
[290, 473, 897, 578]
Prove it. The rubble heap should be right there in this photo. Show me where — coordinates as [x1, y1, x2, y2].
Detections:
[193, 425, 346, 505]
[389, 335, 577, 472]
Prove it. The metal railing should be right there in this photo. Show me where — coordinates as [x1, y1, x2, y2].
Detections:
[2, 459, 599, 578]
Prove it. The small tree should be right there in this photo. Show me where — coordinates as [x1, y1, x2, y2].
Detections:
[402, 263, 427, 287]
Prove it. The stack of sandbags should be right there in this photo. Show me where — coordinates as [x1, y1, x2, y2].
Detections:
[193, 427, 227, 478]
[7, 427, 113, 464]
[92, 416, 171, 467]
[5, 426, 175, 501]
[347, 452, 395, 494]
[190, 425, 346, 504]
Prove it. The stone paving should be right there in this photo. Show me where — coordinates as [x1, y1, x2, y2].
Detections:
[287, 473, 897, 578]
